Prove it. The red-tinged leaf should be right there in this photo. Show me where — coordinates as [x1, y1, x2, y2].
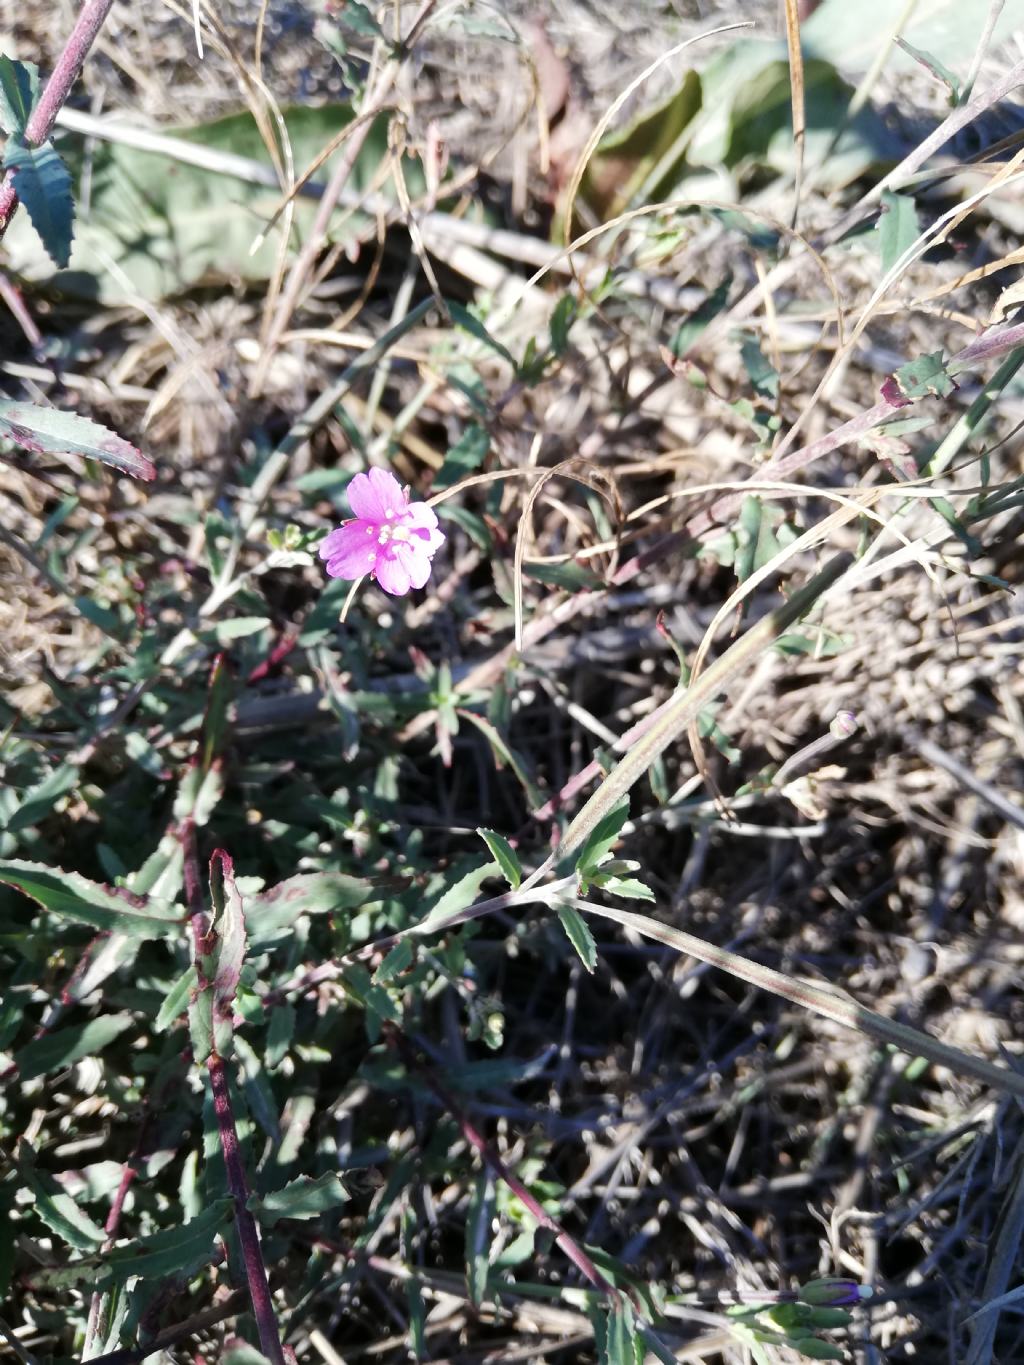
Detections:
[0, 401, 155, 479]
[879, 376, 911, 408]
[209, 849, 246, 1009]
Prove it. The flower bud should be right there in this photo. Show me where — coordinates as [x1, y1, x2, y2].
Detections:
[797, 1277, 871, 1307]
[829, 710, 858, 739]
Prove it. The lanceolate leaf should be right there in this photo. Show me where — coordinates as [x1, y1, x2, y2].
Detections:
[5, 137, 75, 267]
[103, 1197, 233, 1283]
[0, 402, 155, 480]
[248, 1173, 348, 1226]
[18, 1144, 106, 1252]
[0, 860, 182, 939]
[14, 1014, 134, 1081]
[0, 56, 40, 137]
[556, 903, 597, 973]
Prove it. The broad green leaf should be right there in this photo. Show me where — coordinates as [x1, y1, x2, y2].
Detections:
[0, 402, 154, 480]
[739, 336, 779, 401]
[15, 1013, 134, 1081]
[249, 1173, 348, 1226]
[476, 829, 522, 889]
[419, 861, 499, 932]
[0, 860, 182, 938]
[892, 351, 957, 401]
[877, 190, 920, 274]
[18, 1145, 106, 1251]
[734, 495, 799, 584]
[5, 137, 75, 267]
[556, 903, 597, 972]
[0, 56, 39, 136]
[670, 275, 732, 357]
[155, 965, 198, 1031]
[246, 871, 394, 945]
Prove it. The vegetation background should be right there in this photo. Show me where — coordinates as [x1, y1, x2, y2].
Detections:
[2, 1, 1024, 1362]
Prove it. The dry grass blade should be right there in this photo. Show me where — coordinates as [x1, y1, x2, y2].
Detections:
[571, 899, 1024, 1101]
[783, 0, 806, 225]
[527, 553, 852, 878]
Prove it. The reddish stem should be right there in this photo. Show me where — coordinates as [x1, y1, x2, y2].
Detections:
[0, 0, 117, 239]
[389, 1027, 616, 1297]
[181, 828, 285, 1365]
[207, 1049, 286, 1365]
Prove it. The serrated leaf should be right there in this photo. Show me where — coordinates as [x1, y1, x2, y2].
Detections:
[104, 1197, 233, 1282]
[419, 860, 499, 931]
[18, 1144, 106, 1251]
[249, 1173, 348, 1226]
[0, 859, 182, 938]
[0, 57, 39, 137]
[556, 903, 597, 972]
[246, 871, 395, 945]
[591, 874, 655, 902]
[0, 402, 154, 480]
[877, 190, 920, 274]
[5, 136, 74, 267]
[14, 1013, 134, 1081]
[892, 351, 957, 401]
[476, 829, 522, 889]
[155, 965, 198, 1031]
[172, 761, 224, 826]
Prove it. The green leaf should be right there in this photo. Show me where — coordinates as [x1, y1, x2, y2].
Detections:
[212, 616, 271, 644]
[734, 495, 799, 583]
[574, 796, 630, 877]
[419, 861, 499, 931]
[210, 851, 246, 1009]
[670, 275, 732, 357]
[555, 903, 597, 972]
[5, 760, 79, 833]
[373, 938, 415, 983]
[465, 1172, 493, 1308]
[877, 190, 920, 274]
[476, 829, 522, 889]
[4, 104, 429, 303]
[892, 351, 957, 401]
[5, 137, 74, 267]
[739, 336, 779, 401]
[14, 1013, 134, 1081]
[18, 1144, 106, 1251]
[0, 402, 154, 480]
[0, 56, 39, 136]
[249, 1173, 349, 1226]
[434, 423, 490, 490]
[522, 560, 604, 591]
[104, 1197, 233, 1283]
[155, 965, 198, 1031]
[0, 859, 182, 938]
[246, 871, 395, 945]
[448, 302, 517, 367]
[172, 762, 224, 826]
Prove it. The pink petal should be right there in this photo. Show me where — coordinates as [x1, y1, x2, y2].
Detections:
[401, 501, 446, 554]
[347, 467, 407, 524]
[320, 521, 379, 579]
[373, 544, 416, 596]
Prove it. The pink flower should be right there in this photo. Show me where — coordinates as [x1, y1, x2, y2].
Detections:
[318, 467, 445, 596]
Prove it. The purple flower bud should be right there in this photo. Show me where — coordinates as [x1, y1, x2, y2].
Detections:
[797, 1278, 872, 1307]
[829, 710, 858, 740]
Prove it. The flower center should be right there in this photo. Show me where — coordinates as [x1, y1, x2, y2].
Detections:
[377, 523, 410, 546]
